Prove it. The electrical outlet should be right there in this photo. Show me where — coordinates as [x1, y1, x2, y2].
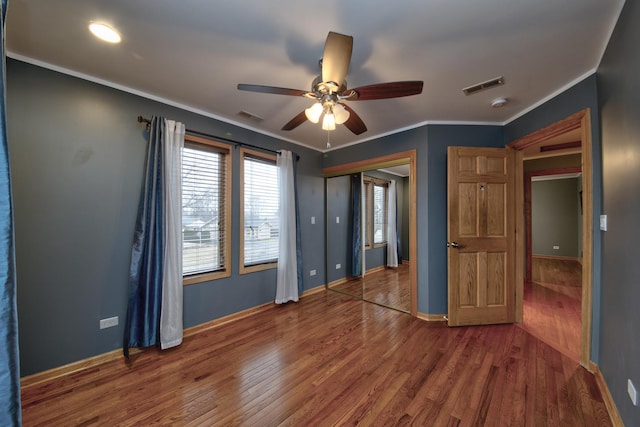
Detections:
[336, 263, 341, 270]
[600, 214, 608, 231]
[310, 269, 317, 276]
[629, 379, 638, 406]
[100, 316, 119, 329]
[553, 245, 560, 250]
[336, 216, 340, 224]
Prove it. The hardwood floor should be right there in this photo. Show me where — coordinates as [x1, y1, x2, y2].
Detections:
[521, 257, 582, 362]
[531, 256, 582, 300]
[21, 290, 611, 426]
[330, 263, 411, 312]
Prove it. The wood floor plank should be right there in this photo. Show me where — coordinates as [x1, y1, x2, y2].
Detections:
[21, 290, 612, 426]
[523, 257, 582, 363]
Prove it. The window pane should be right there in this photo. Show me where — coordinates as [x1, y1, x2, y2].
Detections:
[373, 184, 387, 244]
[182, 144, 226, 276]
[364, 181, 372, 247]
[244, 155, 279, 266]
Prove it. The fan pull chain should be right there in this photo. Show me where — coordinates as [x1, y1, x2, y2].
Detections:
[326, 130, 331, 149]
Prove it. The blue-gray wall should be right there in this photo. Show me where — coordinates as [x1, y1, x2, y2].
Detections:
[7, 59, 325, 375]
[597, 0, 640, 424]
[532, 178, 581, 257]
[326, 175, 352, 282]
[504, 74, 602, 364]
[323, 125, 503, 315]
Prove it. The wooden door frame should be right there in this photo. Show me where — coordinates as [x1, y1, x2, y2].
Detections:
[525, 166, 582, 283]
[323, 150, 418, 316]
[508, 108, 593, 370]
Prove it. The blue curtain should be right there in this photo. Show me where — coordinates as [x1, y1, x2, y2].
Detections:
[351, 173, 362, 277]
[0, 0, 23, 425]
[292, 153, 303, 295]
[123, 117, 166, 357]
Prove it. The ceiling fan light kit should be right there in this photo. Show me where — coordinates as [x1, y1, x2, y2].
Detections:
[238, 31, 424, 135]
[333, 103, 350, 124]
[306, 99, 350, 129]
[322, 113, 336, 131]
[304, 102, 323, 123]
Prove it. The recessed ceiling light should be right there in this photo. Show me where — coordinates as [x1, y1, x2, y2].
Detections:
[89, 22, 121, 44]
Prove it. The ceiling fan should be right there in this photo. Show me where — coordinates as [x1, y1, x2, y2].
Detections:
[237, 31, 424, 135]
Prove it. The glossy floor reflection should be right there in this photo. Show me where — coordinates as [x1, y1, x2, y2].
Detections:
[329, 263, 410, 312]
[521, 257, 582, 362]
[21, 290, 610, 426]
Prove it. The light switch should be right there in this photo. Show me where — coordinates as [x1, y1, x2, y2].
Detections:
[600, 214, 607, 231]
[311, 216, 315, 225]
[629, 379, 638, 406]
[336, 216, 340, 224]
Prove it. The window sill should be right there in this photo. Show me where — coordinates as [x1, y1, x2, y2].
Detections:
[365, 243, 388, 250]
[183, 269, 231, 286]
[240, 262, 277, 275]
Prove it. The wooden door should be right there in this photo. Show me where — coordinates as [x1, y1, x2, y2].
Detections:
[447, 147, 515, 326]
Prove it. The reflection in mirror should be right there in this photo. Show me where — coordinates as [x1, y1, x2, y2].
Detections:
[326, 165, 411, 313]
[326, 175, 363, 300]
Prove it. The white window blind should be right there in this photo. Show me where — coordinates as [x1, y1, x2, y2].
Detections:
[182, 142, 227, 276]
[243, 154, 279, 266]
[373, 184, 387, 244]
[364, 177, 388, 247]
[364, 181, 373, 247]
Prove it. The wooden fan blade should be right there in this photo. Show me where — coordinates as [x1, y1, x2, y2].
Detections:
[321, 32, 353, 89]
[342, 105, 367, 135]
[344, 81, 424, 100]
[281, 111, 308, 131]
[237, 84, 308, 97]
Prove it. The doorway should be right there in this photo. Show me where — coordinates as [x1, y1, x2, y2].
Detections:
[524, 165, 583, 362]
[508, 109, 593, 369]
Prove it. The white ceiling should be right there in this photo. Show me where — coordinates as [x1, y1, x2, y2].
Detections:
[5, 0, 624, 152]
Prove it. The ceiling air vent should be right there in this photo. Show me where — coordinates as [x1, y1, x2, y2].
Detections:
[237, 110, 264, 122]
[462, 76, 505, 96]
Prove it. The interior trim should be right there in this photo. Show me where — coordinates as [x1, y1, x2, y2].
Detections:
[508, 108, 593, 370]
[417, 312, 447, 322]
[593, 364, 624, 426]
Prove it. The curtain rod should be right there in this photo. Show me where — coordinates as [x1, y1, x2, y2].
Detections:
[137, 115, 284, 157]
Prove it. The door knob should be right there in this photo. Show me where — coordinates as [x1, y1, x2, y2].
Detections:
[448, 241, 461, 248]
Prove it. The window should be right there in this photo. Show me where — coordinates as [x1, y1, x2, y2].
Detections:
[182, 135, 231, 284]
[364, 176, 388, 248]
[240, 149, 279, 273]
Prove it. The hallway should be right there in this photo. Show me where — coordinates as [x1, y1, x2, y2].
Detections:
[520, 257, 582, 362]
